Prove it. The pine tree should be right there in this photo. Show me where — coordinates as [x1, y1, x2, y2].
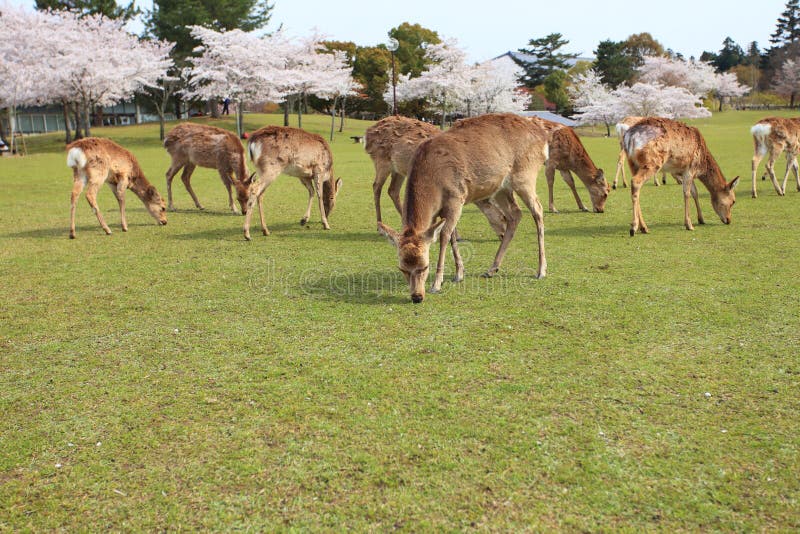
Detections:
[771, 0, 800, 46]
[35, 0, 139, 22]
[514, 33, 578, 88]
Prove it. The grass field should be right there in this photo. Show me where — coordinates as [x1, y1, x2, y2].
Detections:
[1, 110, 798, 530]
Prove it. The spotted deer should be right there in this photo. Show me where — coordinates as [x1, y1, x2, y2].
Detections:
[364, 115, 506, 236]
[529, 117, 609, 213]
[623, 117, 738, 235]
[67, 137, 167, 238]
[613, 116, 669, 189]
[163, 122, 250, 214]
[750, 116, 800, 198]
[241, 126, 342, 240]
[378, 113, 549, 303]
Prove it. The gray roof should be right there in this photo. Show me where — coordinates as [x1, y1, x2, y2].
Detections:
[519, 111, 577, 127]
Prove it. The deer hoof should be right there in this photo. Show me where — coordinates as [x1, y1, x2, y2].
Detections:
[168, 206, 177, 212]
[300, 218, 308, 226]
[629, 228, 635, 237]
[481, 269, 497, 278]
[580, 207, 589, 212]
[428, 286, 441, 294]
[122, 227, 128, 232]
[612, 184, 617, 190]
[262, 229, 269, 236]
[69, 233, 76, 239]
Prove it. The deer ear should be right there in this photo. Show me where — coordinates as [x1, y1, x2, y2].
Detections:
[424, 219, 447, 244]
[336, 178, 343, 191]
[727, 176, 740, 190]
[377, 222, 400, 248]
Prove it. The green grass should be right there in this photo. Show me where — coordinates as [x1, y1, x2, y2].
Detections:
[1, 110, 799, 530]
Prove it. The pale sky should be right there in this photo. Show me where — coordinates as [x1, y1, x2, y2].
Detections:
[10, 0, 789, 62]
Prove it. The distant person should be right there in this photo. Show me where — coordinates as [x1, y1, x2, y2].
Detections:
[222, 98, 230, 115]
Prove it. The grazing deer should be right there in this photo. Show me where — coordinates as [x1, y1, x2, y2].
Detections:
[163, 122, 249, 214]
[530, 117, 609, 213]
[67, 137, 167, 238]
[378, 113, 549, 303]
[241, 126, 342, 240]
[750, 117, 800, 198]
[364, 115, 507, 237]
[623, 117, 738, 235]
[613, 116, 669, 189]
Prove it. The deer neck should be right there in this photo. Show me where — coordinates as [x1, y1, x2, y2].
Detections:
[695, 151, 727, 197]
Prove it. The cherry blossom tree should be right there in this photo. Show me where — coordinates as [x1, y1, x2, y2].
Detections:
[773, 58, 800, 107]
[569, 69, 620, 135]
[460, 57, 530, 116]
[184, 26, 295, 137]
[713, 71, 749, 110]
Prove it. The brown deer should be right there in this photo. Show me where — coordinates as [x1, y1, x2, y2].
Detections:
[623, 117, 739, 235]
[530, 117, 609, 213]
[613, 116, 669, 189]
[750, 117, 800, 198]
[377, 113, 549, 303]
[67, 137, 167, 238]
[364, 115, 507, 237]
[240, 126, 342, 240]
[163, 122, 249, 214]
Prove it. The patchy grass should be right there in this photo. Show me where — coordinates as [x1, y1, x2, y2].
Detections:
[0, 111, 798, 530]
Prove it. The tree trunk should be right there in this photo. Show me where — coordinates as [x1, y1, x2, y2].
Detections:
[158, 108, 166, 141]
[72, 105, 83, 139]
[84, 104, 92, 138]
[236, 101, 244, 138]
[210, 98, 220, 118]
[297, 92, 304, 128]
[61, 101, 72, 144]
[329, 96, 338, 141]
[8, 107, 16, 154]
[0, 110, 7, 146]
[339, 96, 346, 132]
[440, 95, 447, 130]
[605, 122, 611, 137]
[283, 96, 291, 127]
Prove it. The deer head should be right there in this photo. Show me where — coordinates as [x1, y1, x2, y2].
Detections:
[588, 169, 610, 213]
[378, 219, 446, 303]
[711, 176, 739, 224]
[141, 185, 167, 225]
[234, 172, 257, 215]
[322, 177, 343, 217]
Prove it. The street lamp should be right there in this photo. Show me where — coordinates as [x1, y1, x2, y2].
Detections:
[387, 37, 399, 115]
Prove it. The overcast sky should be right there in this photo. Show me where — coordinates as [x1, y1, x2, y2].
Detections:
[10, 0, 789, 62]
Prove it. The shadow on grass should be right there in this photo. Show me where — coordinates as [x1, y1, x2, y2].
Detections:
[265, 268, 411, 305]
[4, 222, 163, 239]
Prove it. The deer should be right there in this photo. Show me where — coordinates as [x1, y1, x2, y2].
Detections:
[613, 116, 670, 189]
[623, 117, 739, 236]
[529, 117, 609, 213]
[364, 115, 507, 237]
[163, 122, 250, 214]
[240, 126, 342, 240]
[377, 113, 549, 303]
[67, 137, 167, 238]
[750, 116, 800, 198]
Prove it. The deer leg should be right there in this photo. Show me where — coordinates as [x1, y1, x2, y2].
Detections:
[474, 198, 507, 239]
[313, 173, 331, 230]
[781, 153, 794, 195]
[682, 175, 696, 231]
[111, 180, 128, 232]
[180, 163, 204, 209]
[629, 170, 650, 236]
[84, 179, 112, 236]
[299, 177, 315, 225]
[450, 230, 465, 283]
[430, 205, 463, 294]
[69, 174, 85, 239]
[514, 183, 547, 279]
[751, 151, 764, 198]
[371, 161, 391, 223]
[793, 155, 800, 191]
[546, 164, 558, 213]
[219, 170, 239, 214]
[243, 171, 276, 240]
[386, 171, 405, 219]
[613, 149, 627, 189]
[482, 188, 523, 278]
[561, 170, 588, 212]
[691, 180, 704, 225]
[165, 162, 182, 211]
[765, 154, 783, 196]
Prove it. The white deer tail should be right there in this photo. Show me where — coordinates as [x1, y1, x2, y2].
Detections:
[542, 141, 549, 162]
[66, 147, 87, 169]
[751, 123, 772, 157]
[615, 122, 630, 139]
[248, 140, 262, 163]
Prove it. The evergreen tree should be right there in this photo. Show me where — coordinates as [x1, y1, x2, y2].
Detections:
[145, 0, 273, 62]
[714, 37, 744, 72]
[543, 70, 570, 113]
[514, 33, 578, 88]
[594, 40, 635, 88]
[388, 22, 441, 78]
[623, 32, 665, 67]
[771, 0, 800, 46]
[35, 0, 138, 21]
